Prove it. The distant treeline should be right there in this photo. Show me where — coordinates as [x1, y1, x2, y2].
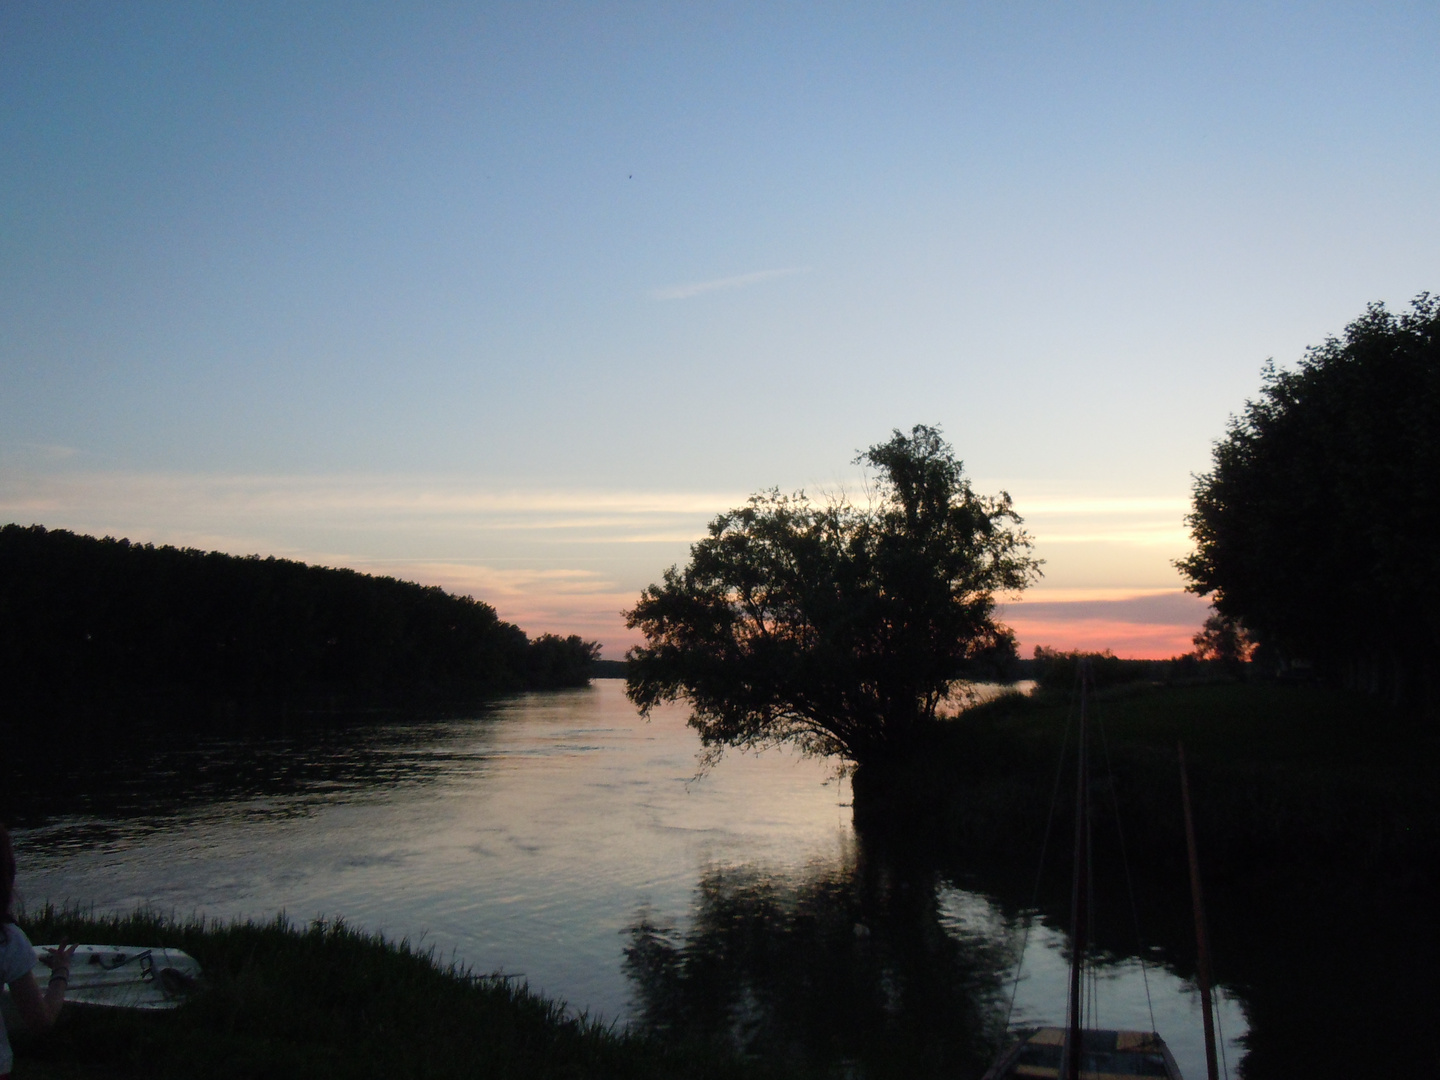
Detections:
[592, 654, 1227, 690]
[0, 525, 600, 722]
[1014, 647, 1240, 692]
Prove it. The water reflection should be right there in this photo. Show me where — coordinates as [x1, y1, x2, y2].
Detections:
[624, 845, 1011, 1078]
[5, 711, 495, 831]
[13, 682, 1247, 1079]
[13, 683, 857, 1023]
[622, 832, 1245, 1080]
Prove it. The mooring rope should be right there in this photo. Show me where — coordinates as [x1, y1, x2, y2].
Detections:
[1002, 668, 1080, 1030]
[1093, 698, 1158, 1034]
[1085, 725, 1098, 1032]
[1214, 984, 1231, 1079]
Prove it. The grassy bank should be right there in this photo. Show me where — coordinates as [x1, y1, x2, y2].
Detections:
[860, 679, 1440, 876]
[855, 679, 1440, 1080]
[10, 909, 776, 1080]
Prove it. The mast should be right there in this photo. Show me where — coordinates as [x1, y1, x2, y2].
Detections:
[1179, 742, 1220, 1080]
[1066, 665, 1089, 1080]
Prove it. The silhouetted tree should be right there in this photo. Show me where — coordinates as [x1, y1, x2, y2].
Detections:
[525, 633, 601, 688]
[1177, 296, 1440, 707]
[625, 426, 1041, 769]
[1030, 647, 1156, 693]
[1189, 611, 1254, 674]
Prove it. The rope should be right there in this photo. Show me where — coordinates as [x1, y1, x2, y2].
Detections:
[1214, 985, 1231, 1080]
[1002, 669, 1079, 1030]
[1093, 701, 1158, 1034]
[1083, 663, 1099, 1035]
[1089, 956, 1099, 1034]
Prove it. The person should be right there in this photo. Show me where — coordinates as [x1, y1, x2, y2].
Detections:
[1, 825, 75, 1080]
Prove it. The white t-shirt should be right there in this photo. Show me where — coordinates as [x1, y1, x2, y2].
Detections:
[1, 922, 39, 1074]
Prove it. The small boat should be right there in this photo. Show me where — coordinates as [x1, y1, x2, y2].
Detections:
[983, 664, 1214, 1080]
[3, 944, 202, 1012]
[982, 1026, 1181, 1079]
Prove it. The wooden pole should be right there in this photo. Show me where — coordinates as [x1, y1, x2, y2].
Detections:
[1066, 669, 1089, 1080]
[1179, 742, 1220, 1080]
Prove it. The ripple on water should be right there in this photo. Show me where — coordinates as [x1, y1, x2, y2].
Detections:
[14, 680, 1246, 1078]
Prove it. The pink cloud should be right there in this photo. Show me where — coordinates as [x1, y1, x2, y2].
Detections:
[566, 591, 1214, 664]
[999, 591, 1210, 659]
[515, 591, 1216, 664]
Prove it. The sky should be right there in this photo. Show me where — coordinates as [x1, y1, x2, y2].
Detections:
[3, 2, 1438, 658]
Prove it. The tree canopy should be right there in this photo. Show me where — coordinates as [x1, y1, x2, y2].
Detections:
[0, 524, 600, 728]
[1189, 613, 1254, 674]
[1177, 296, 1440, 706]
[624, 426, 1041, 767]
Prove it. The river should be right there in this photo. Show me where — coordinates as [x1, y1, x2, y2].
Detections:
[12, 679, 1245, 1078]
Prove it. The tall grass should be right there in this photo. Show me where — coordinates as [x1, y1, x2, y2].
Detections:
[860, 679, 1440, 871]
[11, 907, 784, 1080]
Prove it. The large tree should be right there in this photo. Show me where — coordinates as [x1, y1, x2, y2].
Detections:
[1177, 296, 1440, 707]
[624, 426, 1041, 768]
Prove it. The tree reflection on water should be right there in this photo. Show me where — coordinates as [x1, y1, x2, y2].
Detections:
[623, 836, 1014, 1079]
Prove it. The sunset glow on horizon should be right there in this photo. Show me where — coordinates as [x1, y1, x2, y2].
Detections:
[5, 3, 1437, 661]
[0, 468, 1207, 658]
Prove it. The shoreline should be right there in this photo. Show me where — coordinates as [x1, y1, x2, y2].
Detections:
[10, 906, 785, 1080]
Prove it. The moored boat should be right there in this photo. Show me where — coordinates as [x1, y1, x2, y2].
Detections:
[981, 1026, 1182, 1080]
[0, 944, 201, 1014]
[983, 661, 1215, 1080]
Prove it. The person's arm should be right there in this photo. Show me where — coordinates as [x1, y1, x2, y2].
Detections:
[8, 970, 65, 1031]
[10, 942, 77, 1032]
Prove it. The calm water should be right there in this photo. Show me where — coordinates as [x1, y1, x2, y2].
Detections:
[13, 680, 1243, 1078]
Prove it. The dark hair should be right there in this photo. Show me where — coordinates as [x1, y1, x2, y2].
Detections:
[1, 824, 16, 938]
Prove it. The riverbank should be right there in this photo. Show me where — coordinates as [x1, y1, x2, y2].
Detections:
[859, 679, 1440, 875]
[854, 678, 1440, 1079]
[13, 680, 1437, 1080]
[10, 908, 781, 1080]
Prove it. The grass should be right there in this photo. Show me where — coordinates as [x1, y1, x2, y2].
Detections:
[10, 908, 782, 1080]
[853, 678, 1440, 1080]
[863, 678, 1440, 875]
[853, 677, 1440, 993]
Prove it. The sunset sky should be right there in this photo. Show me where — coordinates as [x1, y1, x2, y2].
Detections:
[4, 3, 1438, 658]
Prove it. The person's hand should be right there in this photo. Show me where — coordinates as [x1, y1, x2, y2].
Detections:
[41, 940, 78, 980]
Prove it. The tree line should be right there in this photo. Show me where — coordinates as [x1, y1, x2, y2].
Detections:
[1179, 295, 1440, 710]
[622, 296, 1440, 784]
[0, 524, 599, 721]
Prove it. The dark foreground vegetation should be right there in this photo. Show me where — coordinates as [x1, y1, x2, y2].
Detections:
[862, 678, 1440, 885]
[854, 677, 1440, 1080]
[10, 908, 775, 1080]
[0, 524, 599, 732]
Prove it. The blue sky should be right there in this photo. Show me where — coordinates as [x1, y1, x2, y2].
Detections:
[4, 2, 1438, 654]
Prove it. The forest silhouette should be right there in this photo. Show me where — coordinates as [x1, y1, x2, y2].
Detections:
[0, 524, 598, 734]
